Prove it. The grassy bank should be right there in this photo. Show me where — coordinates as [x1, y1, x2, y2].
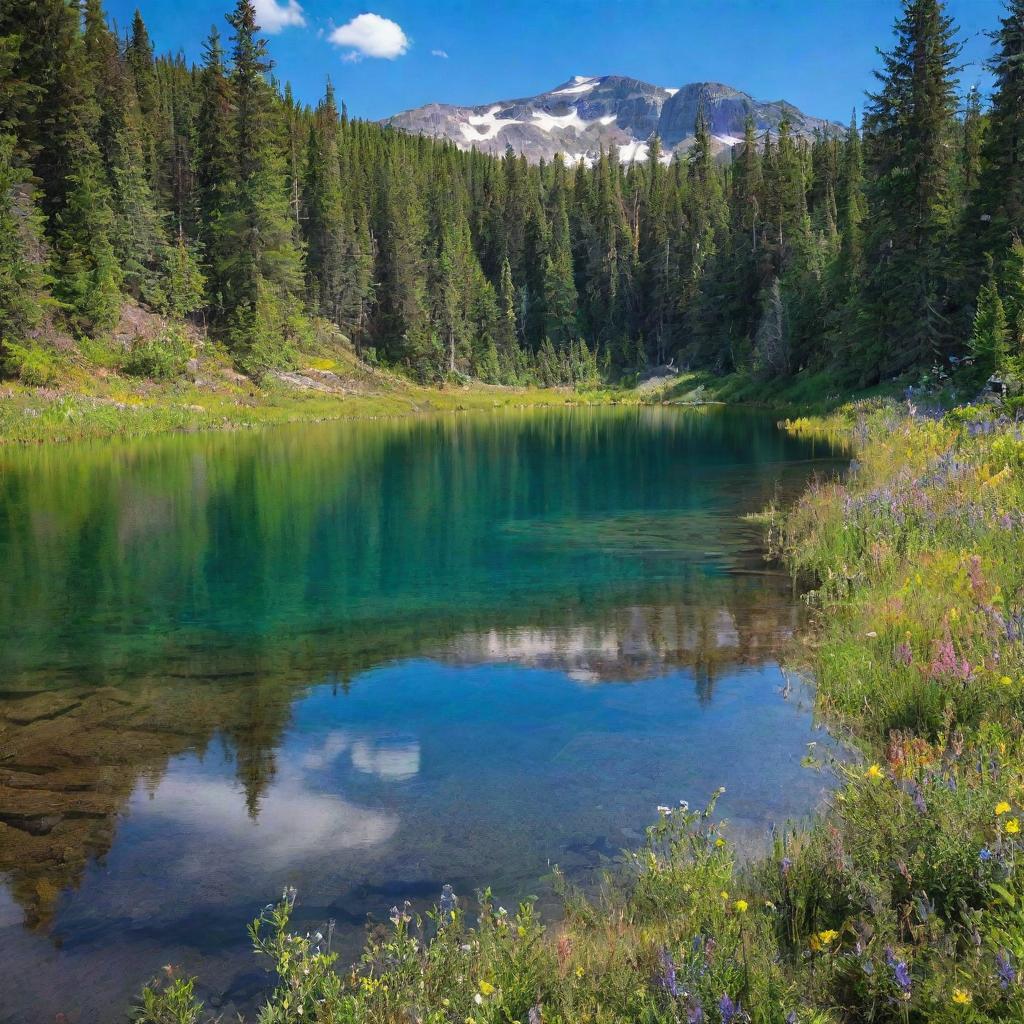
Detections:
[0, 363, 619, 446]
[0, 320, 630, 445]
[133, 400, 1024, 1023]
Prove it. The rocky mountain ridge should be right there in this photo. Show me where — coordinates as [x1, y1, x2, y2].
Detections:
[384, 75, 843, 164]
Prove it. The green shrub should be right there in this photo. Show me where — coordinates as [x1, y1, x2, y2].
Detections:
[122, 326, 193, 380]
[2, 339, 59, 386]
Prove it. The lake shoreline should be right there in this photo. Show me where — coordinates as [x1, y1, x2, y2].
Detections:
[129, 397, 1024, 1023]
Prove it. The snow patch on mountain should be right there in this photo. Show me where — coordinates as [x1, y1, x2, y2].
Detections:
[460, 106, 520, 142]
[552, 76, 599, 96]
[532, 109, 589, 132]
[385, 75, 843, 165]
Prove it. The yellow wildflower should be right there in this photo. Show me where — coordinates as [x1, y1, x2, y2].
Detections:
[575, 965, 584, 979]
[996, 801, 1011, 816]
[478, 980, 495, 997]
[865, 764, 884, 781]
[720, 890, 729, 901]
[818, 930, 839, 944]
[1005, 818, 1021, 835]
[734, 899, 749, 913]
[1001, 676, 1013, 686]
[715, 837, 726, 848]
[952, 988, 972, 1005]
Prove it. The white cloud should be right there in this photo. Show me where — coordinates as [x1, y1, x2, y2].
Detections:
[431, 48, 449, 59]
[329, 13, 409, 60]
[253, 0, 306, 33]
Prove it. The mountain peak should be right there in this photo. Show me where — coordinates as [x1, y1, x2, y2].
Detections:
[384, 75, 841, 165]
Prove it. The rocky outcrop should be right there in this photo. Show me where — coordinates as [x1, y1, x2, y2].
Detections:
[384, 75, 842, 165]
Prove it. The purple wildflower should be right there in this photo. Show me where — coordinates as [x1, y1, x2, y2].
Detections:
[980, 846, 993, 863]
[885, 947, 912, 996]
[996, 950, 1016, 990]
[895, 642, 913, 666]
[719, 994, 739, 1024]
[686, 999, 705, 1023]
[656, 947, 679, 997]
[780, 856, 793, 876]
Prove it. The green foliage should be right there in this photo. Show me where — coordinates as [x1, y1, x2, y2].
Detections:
[122, 325, 194, 379]
[2, 0, 1024, 390]
[970, 267, 1009, 378]
[2, 340, 58, 385]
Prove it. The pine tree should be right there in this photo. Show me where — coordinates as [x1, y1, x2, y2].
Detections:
[859, 0, 962, 379]
[543, 161, 578, 351]
[83, 0, 167, 302]
[195, 26, 235, 316]
[376, 149, 435, 376]
[1000, 236, 1024, 352]
[835, 110, 866, 299]
[969, 258, 1009, 377]
[0, 132, 48, 353]
[303, 82, 348, 326]
[972, 1, 1024, 262]
[223, 0, 303, 365]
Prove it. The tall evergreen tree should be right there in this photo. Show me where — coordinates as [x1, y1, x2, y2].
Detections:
[859, 0, 962, 379]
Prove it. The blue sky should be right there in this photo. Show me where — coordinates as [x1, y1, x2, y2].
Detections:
[104, 0, 1005, 123]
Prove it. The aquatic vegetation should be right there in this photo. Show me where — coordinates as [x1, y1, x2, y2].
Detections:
[137, 400, 1024, 1023]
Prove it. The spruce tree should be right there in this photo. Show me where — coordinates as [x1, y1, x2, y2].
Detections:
[969, 258, 1009, 378]
[972, 1, 1024, 263]
[860, 0, 962, 379]
[223, 0, 303, 369]
[195, 26, 235, 316]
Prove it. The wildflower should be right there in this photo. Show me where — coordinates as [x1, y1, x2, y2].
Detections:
[715, 837, 726, 848]
[1001, 676, 1013, 686]
[478, 980, 495, 997]
[575, 965, 584, 979]
[891, 958, 912, 995]
[779, 856, 793, 876]
[996, 950, 1017, 990]
[865, 764, 884, 781]
[686, 1000, 705, 1023]
[952, 988, 972, 1005]
[733, 899, 748, 914]
[657, 805, 673, 816]
[655, 948, 678, 997]
[720, 890, 729, 901]
[996, 801, 1011, 816]
[719, 994, 739, 1024]
[1005, 818, 1021, 835]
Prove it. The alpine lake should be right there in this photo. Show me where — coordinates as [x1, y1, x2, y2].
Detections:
[0, 406, 844, 1022]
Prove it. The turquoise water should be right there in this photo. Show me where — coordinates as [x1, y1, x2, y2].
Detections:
[0, 407, 840, 1022]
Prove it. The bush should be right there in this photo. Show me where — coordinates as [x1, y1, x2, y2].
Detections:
[2, 339, 59, 386]
[122, 325, 194, 380]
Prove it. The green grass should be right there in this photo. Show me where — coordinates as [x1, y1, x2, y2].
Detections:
[0, 339, 632, 446]
[131, 399, 1024, 1022]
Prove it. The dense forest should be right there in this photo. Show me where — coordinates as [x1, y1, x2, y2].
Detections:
[0, 0, 1022, 388]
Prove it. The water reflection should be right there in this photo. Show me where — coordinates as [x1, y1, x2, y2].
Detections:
[0, 407, 842, 1022]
